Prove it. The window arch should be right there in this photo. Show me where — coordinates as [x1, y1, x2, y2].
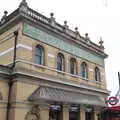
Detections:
[57, 53, 64, 71]
[70, 58, 77, 74]
[35, 45, 44, 65]
[80, 62, 88, 79]
[95, 67, 101, 82]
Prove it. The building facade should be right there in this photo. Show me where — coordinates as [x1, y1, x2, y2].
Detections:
[0, 0, 108, 120]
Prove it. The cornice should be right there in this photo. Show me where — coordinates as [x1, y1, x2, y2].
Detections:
[0, 5, 108, 58]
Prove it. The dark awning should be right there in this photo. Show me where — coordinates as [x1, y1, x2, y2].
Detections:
[28, 86, 106, 107]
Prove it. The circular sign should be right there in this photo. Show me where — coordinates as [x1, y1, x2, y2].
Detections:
[108, 96, 119, 106]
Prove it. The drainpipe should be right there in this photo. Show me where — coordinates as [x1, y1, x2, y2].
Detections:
[6, 30, 18, 120]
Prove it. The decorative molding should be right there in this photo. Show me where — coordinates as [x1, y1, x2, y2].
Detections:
[89, 68, 94, 72]
[25, 105, 40, 120]
[0, 44, 32, 56]
[48, 53, 55, 58]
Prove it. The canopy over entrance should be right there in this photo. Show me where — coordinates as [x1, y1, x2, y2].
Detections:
[29, 86, 106, 107]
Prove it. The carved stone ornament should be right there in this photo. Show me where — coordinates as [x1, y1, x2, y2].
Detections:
[19, 0, 28, 13]
[25, 105, 40, 120]
[99, 37, 104, 49]
[0, 11, 8, 24]
[49, 13, 56, 26]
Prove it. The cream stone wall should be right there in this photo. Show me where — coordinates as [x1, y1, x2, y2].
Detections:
[10, 103, 30, 120]
[0, 24, 105, 85]
[0, 79, 9, 120]
[16, 33, 106, 89]
[0, 103, 7, 120]
[15, 81, 39, 100]
[8, 81, 39, 120]
[19, 35, 106, 82]
[0, 23, 23, 65]
[0, 80, 9, 100]
[0, 21, 107, 120]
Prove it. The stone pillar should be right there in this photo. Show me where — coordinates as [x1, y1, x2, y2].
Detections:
[93, 107, 100, 120]
[39, 103, 50, 120]
[77, 60, 80, 75]
[65, 56, 69, 73]
[62, 105, 69, 120]
[79, 105, 85, 120]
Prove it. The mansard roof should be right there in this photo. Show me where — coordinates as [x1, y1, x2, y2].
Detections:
[0, 0, 108, 58]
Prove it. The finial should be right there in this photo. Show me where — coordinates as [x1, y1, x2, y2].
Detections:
[0, 11, 8, 24]
[19, 0, 28, 8]
[50, 13, 54, 17]
[85, 33, 90, 43]
[75, 27, 78, 31]
[99, 37, 104, 49]
[74, 27, 80, 39]
[4, 11, 8, 15]
[85, 33, 88, 38]
[63, 21, 69, 31]
[49, 13, 55, 26]
[64, 21, 67, 26]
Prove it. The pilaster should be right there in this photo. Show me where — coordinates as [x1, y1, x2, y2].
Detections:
[39, 103, 50, 120]
[93, 107, 100, 120]
[79, 105, 85, 120]
[62, 105, 69, 120]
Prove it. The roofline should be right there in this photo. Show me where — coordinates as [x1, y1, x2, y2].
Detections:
[0, 5, 108, 58]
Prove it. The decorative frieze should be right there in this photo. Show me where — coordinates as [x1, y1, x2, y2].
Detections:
[29, 86, 106, 106]
[23, 23, 105, 66]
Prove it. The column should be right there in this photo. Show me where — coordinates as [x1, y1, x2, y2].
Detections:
[65, 56, 69, 73]
[39, 103, 50, 120]
[93, 107, 100, 120]
[79, 105, 85, 120]
[61, 105, 69, 120]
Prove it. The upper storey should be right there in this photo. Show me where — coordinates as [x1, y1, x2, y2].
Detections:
[0, 0, 108, 66]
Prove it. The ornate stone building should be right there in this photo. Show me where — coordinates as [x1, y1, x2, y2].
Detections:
[0, 0, 108, 120]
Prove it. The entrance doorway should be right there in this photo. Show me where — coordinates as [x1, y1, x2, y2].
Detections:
[49, 105, 61, 120]
[69, 105, 79, 120]
[85, 107, 93, 120]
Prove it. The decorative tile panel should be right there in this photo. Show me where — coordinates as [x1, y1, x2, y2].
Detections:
[23, 23, 104, 66]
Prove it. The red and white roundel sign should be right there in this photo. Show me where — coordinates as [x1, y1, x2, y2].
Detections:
[108, 96, 119, 106]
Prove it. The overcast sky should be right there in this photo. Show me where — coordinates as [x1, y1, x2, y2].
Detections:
[0, 0, 119, 96]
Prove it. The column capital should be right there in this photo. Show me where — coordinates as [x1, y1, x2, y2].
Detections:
[93, 106, 101, 112]
[63, 104, 69, 111]
[39, 102, 50, 110]
[80, 104, 86, 109]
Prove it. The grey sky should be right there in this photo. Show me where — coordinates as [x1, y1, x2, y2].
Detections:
[0, 0, 119, 95]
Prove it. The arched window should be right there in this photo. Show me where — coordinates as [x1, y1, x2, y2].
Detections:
[57, 53, 64, 71]
[95, 67, 101, 82]
[35, 45, 43, 65]
[80, 62, 88, 79]
[70, 58, 77, 74]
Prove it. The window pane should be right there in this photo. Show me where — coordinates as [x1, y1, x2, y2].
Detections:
[35, 46, 42, 65]
[95, 67, 101, 81]
[57, 54, 64, 71]
[81, 62, 88, 79]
